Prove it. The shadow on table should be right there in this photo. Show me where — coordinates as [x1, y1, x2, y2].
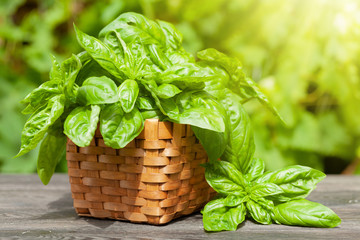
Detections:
[32, 193, 76, 220]
[34, 193, 115, 229]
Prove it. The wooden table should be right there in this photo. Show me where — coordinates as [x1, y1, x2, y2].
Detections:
[1, 174, 359, 239]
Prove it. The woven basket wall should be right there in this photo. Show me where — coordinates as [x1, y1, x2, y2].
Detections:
[66, 119, 216, 225]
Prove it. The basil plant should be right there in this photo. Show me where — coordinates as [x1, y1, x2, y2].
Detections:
[17, 12, 340, 230]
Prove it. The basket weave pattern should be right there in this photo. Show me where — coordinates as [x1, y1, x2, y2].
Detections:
[66, 119, 215, 225]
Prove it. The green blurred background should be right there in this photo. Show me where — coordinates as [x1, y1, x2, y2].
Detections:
[1, 0, 360, 174]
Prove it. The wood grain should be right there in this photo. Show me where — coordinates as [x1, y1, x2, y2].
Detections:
[0, 174, 359, 239]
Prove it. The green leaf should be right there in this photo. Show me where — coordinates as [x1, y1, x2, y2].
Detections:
[197, 48, 243, 97]
[118, 79, 139, 113]
[240, 77, 284, 123]
[136, 96, 157, 110]
[61, 54, 82, 100]
[198, 64, 230, 98]
[77, 76, 118, 105]
[173, 91, 226, 132]
[146, 44, 172, 70]
[273, 199, 341, 228]
[21, 81, 62, 114]
[245, 158, 265, 182]
[255, 165, 326, 202]
[49, 54, 63, 83]
[220, 90, 255, 173]
[256, 197, 275, 212]
[197, 48, 244, 82]
[157, 20, 183, 49]
[37, 131, 66, 185]
[21, 104, 38, 115]
[202, 198, 246, 231]
[155, 63, 206, 90]
[197, 48, 283, 123]
[223, 194, 248, 207]
[141, 80, 182, 99]
[250, 182, 283, 198]
[74, 24, 126, 80]
[99, 12, 165, 46]
[64, 105, 100, 147]
[141, 81, 225, 133]
[99, 12, 172, 71]
[192, 126, 227, 162]
[167, 50, 194, 65]
[246, 199, 272, 225]
[204, 160, 247, 195]
[100, 103, 144, 148]
[140, 79, 180, 117]
[103, 30, 145, 79]
[75, 59, 117, 87]
[156, 83, 182, 99]
[16, 95, 65, 157]
[140, 109, 165, 120]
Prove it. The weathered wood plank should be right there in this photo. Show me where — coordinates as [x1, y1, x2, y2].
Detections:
[0, 174, 359, 239]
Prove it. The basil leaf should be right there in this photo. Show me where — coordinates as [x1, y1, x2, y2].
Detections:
[136, 96, 157, 110]
[157, 20, 183, 49]
[200, 67, 230, 98]
[273, 199, 341, 228]
[197, 48, 243, 97]
[140, 80, 181, 100]
[118, 79, 139, 113]
[75, 60, 116, 87]
[74, 25, 126, 80]
[142, 81, 223, 133]
[100, 103, 144, 148]
[21, 81, 62, 111]
[250, 182, 283, 198]
[239, 77, 284, 123]
[77, 51, 91, 64]
[156, 63, 206, 90]
[197, 48, 284, 123]
[255, 165, 326, 202]
[99, 12, 165, 46]
[103, 31, 145, 79]
[140, 109, 165, 120]
[197, 48, 244, 82]
[49, 55, 63, 83]
[37, 131, 66, 185]
[157, 97, 180, 117]
[146, 44, 172, 70]
[61, 54, 82, 100]
[220, 90, 255, 173]
[245, 158, 265, 182]
[166, 50, 194, 65]
[223, 194, 248, 207]
[204, 160, 247, 195]
[174, 91, 226, 132]
[202, 198, 246, 232]
[16, 95, 65, 157]
[77, 76, 118, 105]
[100, 13, 172, 70]
[140, 80, 180, 117]
[142, 80, 225, 132]
[246, 199, 272, 225]
[192, 126, 227, 162]
[256, 197, 275, 212]
[156, 83, 182, 99]
[21, 104, 38, 115]
[64, 105, 100, 147]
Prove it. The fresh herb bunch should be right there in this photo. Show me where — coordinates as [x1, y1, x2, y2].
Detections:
[16, 12, 340, 230]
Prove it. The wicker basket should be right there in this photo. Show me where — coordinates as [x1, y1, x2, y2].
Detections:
[66, 119, 216, 225]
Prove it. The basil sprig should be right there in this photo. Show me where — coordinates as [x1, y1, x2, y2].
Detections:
[202, 159, 341, 231]
[16, 12, 340, 230]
